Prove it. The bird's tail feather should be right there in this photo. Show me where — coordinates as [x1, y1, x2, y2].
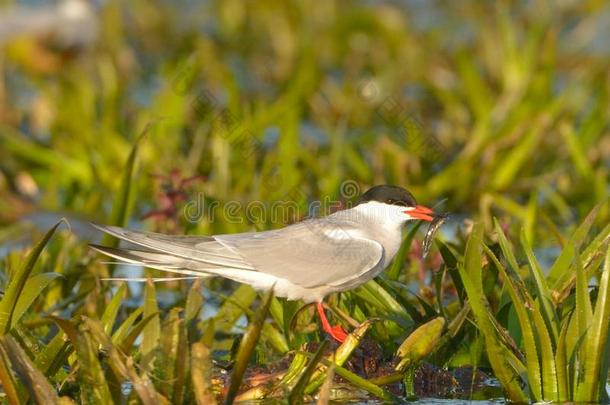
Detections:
[89, 242, 269, 290]
[90, 225, 278, 289]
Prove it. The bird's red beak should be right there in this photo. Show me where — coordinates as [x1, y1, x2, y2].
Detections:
[406, 205, 435, 222]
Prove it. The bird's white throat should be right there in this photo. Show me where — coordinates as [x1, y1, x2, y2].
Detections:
[350, 201, 411, 230]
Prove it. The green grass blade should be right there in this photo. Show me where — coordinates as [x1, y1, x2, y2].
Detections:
[552, 220, 610, 303]
[83, 317, 162, 404]
[261, 322, 289, 354]
[459, 264, 527, 402]
[577, 245, 610, 402]
[100, 283, 127, 335]
[191, 343, 217, 405]
[520, 229, 559, 343]
[356, 279, 411, 320]
[185, 279, 204, 342]
[118, 312, 159, 353]
[529, 301, 559, 401]
[213, 284, 257, 336]
[76, 320, 113, 403]
[287, 340, 328, 404]
[491, 122, 545, 190]
[0, 336, 24, 404]
[229, 347, 308, 400]
[34, 331, 71, 376]
[11, 273, 61, 328]
[111, 307, 143, 344]
[141, 279, 161, 370]
[575, 254, 593, 338]
[493, 219, 520, 273]
[483, 245, 542, 401]
[282, 348, 311, 388]
[1, 335, 59, 404]
[464, 222, 484, 288]
[315, 356, 405, 403]
[548, 204, 600, 287]
[304, 319, 374, 394]
[555, 314, 571, 402]
[496, 227, 558, 400]
[0, 221, 62, 334]
[316, 360, 335, 405]
[224, 288, 274, 405]
[157, 308, 182, 399]
[437, 240, 465, 304]
[387, 222, 422, 280]
[459, 225, 528, 402]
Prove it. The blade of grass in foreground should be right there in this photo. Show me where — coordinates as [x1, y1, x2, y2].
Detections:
[577, 245, 610, 402]
[552, 220, 610, 304]
[547, 204, 600, 288]
[141, 280, 161, 371]
[76, 320, 113, 403]
[84, 317, 161, 405]
[191, 343, 217, 405]
[459, 223, 528, 403]
[520, 229, 559, 344]
[100, 283, 127, 335]
[11, 272, 62, 329]
[288, 340, 328, 404]
[484, 245, 542, 401]
[575, 254, 593, 353]
[0, 335, 59, 404]
[304, 319, 374, 394]
[387, 222, 422, 280]
[0, 335, 23, 404]
[224, 288, 274, 405]
[0, 221, 62, 335]
[311, 355, 404, 403]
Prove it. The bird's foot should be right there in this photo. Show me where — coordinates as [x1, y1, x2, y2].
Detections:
[316, 302, 349, 343]
[327, 324, 348, 343]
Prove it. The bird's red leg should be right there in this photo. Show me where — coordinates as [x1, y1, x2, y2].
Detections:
[316, 302, 348, 343]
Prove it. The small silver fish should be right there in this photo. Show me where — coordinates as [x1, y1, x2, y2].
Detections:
[422, 213, 448, 259]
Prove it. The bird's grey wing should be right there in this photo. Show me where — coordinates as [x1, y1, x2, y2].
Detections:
[215, 219, 384, 288]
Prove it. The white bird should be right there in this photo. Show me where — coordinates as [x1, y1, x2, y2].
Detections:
[91, 185, 436, 342]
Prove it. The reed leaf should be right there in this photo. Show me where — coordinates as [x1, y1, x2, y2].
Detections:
[287, 340, 328, 404]
[191, 342, 217, 405]
[576, 245, 610, 402]
[224, 288, 274, 405]
[484, 245, 542, 400]
[520, 229, 559, 344]
[100, 283, 127, 335]
[0, 221, 62, 334]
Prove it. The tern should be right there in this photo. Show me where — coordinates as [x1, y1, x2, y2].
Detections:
[91, 185, 436, 342]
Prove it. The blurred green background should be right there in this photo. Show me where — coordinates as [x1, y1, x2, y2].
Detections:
[1, 0, 608, 242]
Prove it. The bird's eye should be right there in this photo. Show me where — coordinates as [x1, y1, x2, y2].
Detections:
[387, 199, 407, 206]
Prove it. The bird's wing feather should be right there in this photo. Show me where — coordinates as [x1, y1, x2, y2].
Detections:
[214, 218, 384, 288]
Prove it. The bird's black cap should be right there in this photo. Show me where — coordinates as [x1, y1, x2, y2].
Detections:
[356, 185, 418, 207]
